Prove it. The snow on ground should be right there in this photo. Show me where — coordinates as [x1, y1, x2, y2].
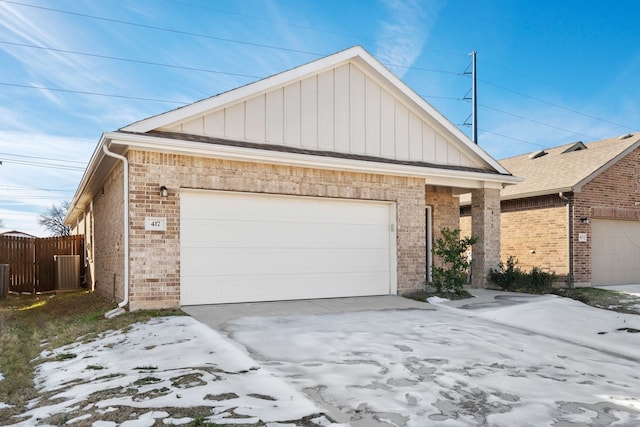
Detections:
[12, 316, 334, 426]
[465, 294, 640, 360]
[227, 298, 640, 427]
[8, 293, 640, 426]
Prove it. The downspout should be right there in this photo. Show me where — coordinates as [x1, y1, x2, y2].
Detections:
[102, 142, 129, 318]
[559, 192, 574, 288]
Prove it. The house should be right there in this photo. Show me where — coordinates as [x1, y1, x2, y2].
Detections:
[0, 230, 37, 238]
[460, 133, 640, 287]
[65, 46, 518, 310]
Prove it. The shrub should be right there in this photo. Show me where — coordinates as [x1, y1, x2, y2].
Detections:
[488, 256, 556, 294]
[430, 228, 478, 295]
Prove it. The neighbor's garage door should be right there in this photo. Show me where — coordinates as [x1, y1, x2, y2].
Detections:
[180, 190, 396, 305]
[591, 219, 640, 286]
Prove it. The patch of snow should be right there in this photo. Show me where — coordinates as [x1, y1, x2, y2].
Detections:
[426, 296, 450, 304]
[65, 413, 92, 424]
[15, 316, 321, 426]
[0, 402, 13, 409]
[92, 422, 116, 427]
[470, 295, 640, 360]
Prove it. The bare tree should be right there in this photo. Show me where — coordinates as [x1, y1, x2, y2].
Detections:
[39, 201, 71, 236]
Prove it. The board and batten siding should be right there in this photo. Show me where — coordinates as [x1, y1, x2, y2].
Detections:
[161, 63, 475, 168]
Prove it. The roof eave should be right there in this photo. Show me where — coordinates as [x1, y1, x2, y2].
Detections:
[113, 131, 520, 187]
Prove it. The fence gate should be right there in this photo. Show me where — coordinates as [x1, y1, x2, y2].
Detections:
[0, 235, 85, 293]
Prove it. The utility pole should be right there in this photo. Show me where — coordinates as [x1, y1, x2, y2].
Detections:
[464, 51, 478, 144]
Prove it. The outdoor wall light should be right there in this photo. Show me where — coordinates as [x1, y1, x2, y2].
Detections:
[579, 217, 589, 224]
[160, 185, 169, 198]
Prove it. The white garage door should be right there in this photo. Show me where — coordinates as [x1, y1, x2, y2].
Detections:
[591, 219, 640, 286]
[180, 190, 397, 305]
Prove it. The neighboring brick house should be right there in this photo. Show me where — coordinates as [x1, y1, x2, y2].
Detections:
[65, 46, 518, 310]
[461, 133, 640, 287]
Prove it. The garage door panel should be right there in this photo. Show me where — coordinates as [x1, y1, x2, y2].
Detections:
[592, 219, 640, 286]
[182, 193, 388, 224]
[181, 272, 390, 305]
[181, 219, 389, 248]
[181, 247, 390, 276]
[180, 190, 396, 305]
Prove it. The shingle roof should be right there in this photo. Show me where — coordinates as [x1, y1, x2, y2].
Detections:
[499, 133, 640, 199]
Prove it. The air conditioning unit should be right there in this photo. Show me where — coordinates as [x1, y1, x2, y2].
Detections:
[54, 255, 80, 290]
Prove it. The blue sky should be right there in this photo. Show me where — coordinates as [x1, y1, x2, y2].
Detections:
[1, 0, 639, 235]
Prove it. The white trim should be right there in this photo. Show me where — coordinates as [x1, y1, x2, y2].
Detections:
[426, 206, 433, 283]
[574, 140, 640, 192]
[108, 132, 521, 187]
[120, 46, 509, 175]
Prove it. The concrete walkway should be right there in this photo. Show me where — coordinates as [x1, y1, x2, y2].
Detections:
[182, 295, 433, 330]
[182, 289, 549, 330]
[595, 283, 640, 295]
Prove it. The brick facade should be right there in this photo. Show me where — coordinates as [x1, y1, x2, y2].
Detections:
[111, 150, 428, 310]
[462, 195, 569, 278]
[460, 145, 640, 287]
[571, 145, 640, 286]
[93, 162, 125, 302]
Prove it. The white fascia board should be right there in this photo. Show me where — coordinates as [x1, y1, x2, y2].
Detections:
[111, 132, 522, 188]
[121, 47, 367, 134]
[120, 46, 507, 175]
[500, 187, 576, 202]
[573, 139, 640, 193]
[351, 51, 510, 176]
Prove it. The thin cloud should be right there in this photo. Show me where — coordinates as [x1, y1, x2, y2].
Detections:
[375, 0, 443, 78]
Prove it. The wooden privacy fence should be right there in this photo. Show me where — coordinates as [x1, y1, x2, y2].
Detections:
[0, 235, 85, 293]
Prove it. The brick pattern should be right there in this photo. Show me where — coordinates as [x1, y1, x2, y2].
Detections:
[461, 145, 640, 287]
[120, 150, 427, 310]
[572, 145, 640, 285]
[425, 185, 460, 270]
[470, 188, 501, 288]
[500, 207, 568, 275]
[93, 162, 125, 302]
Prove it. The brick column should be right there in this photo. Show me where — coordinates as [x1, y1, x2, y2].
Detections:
[470, 188, 501, 288]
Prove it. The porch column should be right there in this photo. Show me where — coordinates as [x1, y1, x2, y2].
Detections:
[470, 188, 501, 288]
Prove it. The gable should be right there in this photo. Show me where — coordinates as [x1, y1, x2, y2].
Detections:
[123, 47, 505, 173]
[158, 62, 479, 169]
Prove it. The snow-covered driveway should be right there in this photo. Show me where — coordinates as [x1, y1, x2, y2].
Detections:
[225, 296, 640, 427]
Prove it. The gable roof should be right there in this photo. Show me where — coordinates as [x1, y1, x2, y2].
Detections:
[0, 230, 37, 238]
[499, 132, 640, 200]
[121, 46, 510, 175]
[66, 46, 520, 226]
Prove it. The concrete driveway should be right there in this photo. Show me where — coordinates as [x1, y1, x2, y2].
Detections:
[183, 292, 640, 427]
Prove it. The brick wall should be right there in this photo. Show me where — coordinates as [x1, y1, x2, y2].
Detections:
[461, 194, 568, 278]
[572, 145, 640, 285]
[459, 145, 640, 287]
[501, 206, 568, 275]
[93, 162, 125, 302]
[124, 150, 427, 310]
[425, 185, 459, 270]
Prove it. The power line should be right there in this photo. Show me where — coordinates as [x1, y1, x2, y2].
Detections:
[478, 129, 546, 149]
[3, 0, 325, 56]
[0, 158, 85, 171]
[1, 2, 461, 77]
[0, 185, 72, 192]
[0, 151, 86, 165]
[0, 82, 188, 105]
[479, 79, 636, 132]
[478, 104, 602, 141]
[0, 40, 264, 79]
